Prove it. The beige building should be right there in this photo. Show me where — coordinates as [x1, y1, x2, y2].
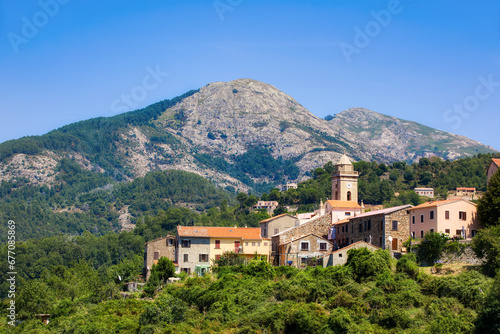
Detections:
[259, 214, 298, 238]
[408, 199, 480, 240]
[143, 235, 176, 279]
[277, 233, 334, 268]
[414, 188, 434, 198]
[253, 201, 279, 214]
[327, 241, 379, 267]
[487, 158, 500, 186]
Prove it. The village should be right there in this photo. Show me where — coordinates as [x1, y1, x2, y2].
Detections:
[143, 156, 500, 278]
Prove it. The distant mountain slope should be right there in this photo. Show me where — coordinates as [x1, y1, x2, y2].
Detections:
[0, 79, 496, 193]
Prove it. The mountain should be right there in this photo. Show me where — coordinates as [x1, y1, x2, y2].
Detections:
[0, 79, 496, 193]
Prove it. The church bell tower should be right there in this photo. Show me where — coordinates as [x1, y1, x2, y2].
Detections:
[331, 154, 359, 203]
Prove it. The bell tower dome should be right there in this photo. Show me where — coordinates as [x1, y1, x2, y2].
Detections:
[331, 154, 359, 203]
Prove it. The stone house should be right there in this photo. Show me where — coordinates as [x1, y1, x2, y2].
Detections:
[259, 214, 298, 238]
[408, 198, 480, 240]
[277, 233, 334, 268]
[143, 235, 176, 279]
[487, 158, 500, 186]
[331, 204, 412, 253]
[327, 241, 379, 267]
[271, 212, 333, 265]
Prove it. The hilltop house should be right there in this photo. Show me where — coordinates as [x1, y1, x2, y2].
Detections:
[487, 158, 500, 186]
[414, 188, 434, 198]
[143, 235, 176, 279]
[253, 201, 279, 214]
[331, 204, 412, 253]
[177, 226, 270, 275]
[408, 198, 480, 239]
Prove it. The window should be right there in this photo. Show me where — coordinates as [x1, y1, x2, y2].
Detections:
[345, 212, 351, 216]
[183, 254, 189, 262]
[445, 229, 450, 234]
[380, 222, 383, 231]
[412, 231, 416, 238]
[347, 191, 352, 201]
[181, 239, 191, 248]
[445, 211, 450, 220]
[364, 221, 367, 231]
[264, 242, 268, 246]
[274, 229, 279, 234]
[252, 242, 256, 246]
[380, 237, 383, 246]
[456, 229, 462, 237]
[420, 230, 424, 238]
[368, 220, 372, 230]
[430, 229, 434, 233]
[342, 226, 345, 233]
[412, 216, 415, 224]
[392, 220, 398, 231]
[339, 253, 343, 258]
[359, 224, 362, 233]
[319, 243, 327, 251]
[167, 239, 174, 246]
[258, 243, 261, 247]
[263, 229, 267, 237]
[300, 242, 309, 251]
[245, 242, 248, 246]
[181, 268, 190, 274]
[346, 238, 349, 244]
[153, 251, 159, 260]
[420, 215, 424, 223]
[430, 211, 434, 219]
[301, 258, 308, 264]
[471, 230, 477, 237]
[459, 211, 467, 220]
[215, 240, 221, 249]
[215, 255, 220, 260]
[199, 254, 209, 262]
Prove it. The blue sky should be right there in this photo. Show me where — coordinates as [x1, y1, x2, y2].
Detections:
[1, 0, 499, 150]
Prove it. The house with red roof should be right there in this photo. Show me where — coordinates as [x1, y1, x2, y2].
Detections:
[176, 226, 270, 274]
[408, 198, 480, 240]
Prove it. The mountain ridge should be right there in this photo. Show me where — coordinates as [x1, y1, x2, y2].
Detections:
[0, 79, 496, 193]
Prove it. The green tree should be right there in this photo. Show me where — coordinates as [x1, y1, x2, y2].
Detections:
[152, 257, 175, 283]
[477, 170, 500, 227]
[475, 273, 500, 333]
[471, 226, 500, 276]
[417, 232, 449, 265]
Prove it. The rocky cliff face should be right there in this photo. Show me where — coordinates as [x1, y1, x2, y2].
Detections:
[0, 78, 496, 192]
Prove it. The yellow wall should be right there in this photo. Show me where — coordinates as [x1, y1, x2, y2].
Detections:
[210, 238, 270, 262]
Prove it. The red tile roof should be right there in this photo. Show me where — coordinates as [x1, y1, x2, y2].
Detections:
[177, 226, 267, 240]
[409, 198, 475, 210]
[258, 213, 295, 224]
[492, 158, 500, 167]
[326, 200, 361, 209]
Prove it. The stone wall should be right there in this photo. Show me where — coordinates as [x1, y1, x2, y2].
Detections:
[144, 235, 176, 279]
[277, 234, 333, 267]
[177, 237, 210, 274]
[279, 212, 332, 245]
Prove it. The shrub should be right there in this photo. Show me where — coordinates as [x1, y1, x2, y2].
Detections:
[396, 253, 420, 279]
[417, 232, 449, 265]
[346, 248, 392, 282]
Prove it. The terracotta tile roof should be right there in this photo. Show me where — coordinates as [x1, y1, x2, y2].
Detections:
[457, 187, 476, 191]
[258, 213, 295, 224]
[492, 158, 500, 167]
[177, 226, 267, 240]
[326, 200, 361, 209]
[331, 218, 350, 226]
[409, 198, 475, 210]
[348, 204, 413, 219]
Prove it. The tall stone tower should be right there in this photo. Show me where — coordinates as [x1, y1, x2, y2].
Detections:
[331, 154, 359, 203]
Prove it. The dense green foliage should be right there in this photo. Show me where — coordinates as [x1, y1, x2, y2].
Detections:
[194, 147, 299, 193]
[417, 232, 450, 265]
[273, 153, 497, 207]
[1, 248, 495, 333]
[472, 226, 500, 277]
[0, 90, 199, 173]
[0, 165, 233, 241]
[478, 169, 500, 227]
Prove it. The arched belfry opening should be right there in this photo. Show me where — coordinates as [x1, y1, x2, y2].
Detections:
[347, 191, 351, 201]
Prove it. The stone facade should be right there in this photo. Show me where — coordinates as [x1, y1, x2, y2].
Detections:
[259, 214, 298, 238]
[143, 235, 176, 279]
[271, 212, 332, 264]
[177, 236, 211, 274]
[277, 233, 333, 267]
[331, 155, 359, 203]
[332, 205, 412, 254]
